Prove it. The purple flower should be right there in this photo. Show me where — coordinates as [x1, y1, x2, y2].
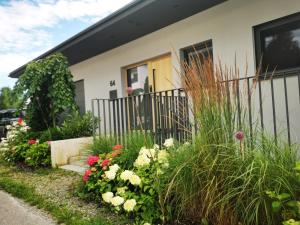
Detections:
[235, 131, 244, 141]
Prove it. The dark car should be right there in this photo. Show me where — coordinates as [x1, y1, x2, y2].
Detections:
[0, 109, 24, 139]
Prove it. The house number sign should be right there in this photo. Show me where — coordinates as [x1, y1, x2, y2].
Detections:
[110, 80, 116, 86]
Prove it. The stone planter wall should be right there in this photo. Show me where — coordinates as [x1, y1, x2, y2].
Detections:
[50, 136, 93, 168]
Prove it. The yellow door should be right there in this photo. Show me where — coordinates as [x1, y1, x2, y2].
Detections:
[148, 54, 172, 92]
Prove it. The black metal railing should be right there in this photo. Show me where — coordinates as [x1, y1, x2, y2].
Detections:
[223, 70, 300, 146]
[92, 72, 300, 146]
[91, 89, 192, 145]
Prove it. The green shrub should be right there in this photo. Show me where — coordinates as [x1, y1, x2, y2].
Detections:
[2, 143, 30, 163]
[88, 132, 154, 169]
[60, 111, 94, 139]
[24, 143, 51, 168]
[39, 127, 62, 143]
[88, 136, 116, 155]
[116, 132, 154, 169]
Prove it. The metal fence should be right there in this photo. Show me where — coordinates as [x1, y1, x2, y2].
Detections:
[92, 71, 300, 146]
[91, 88, 192, 145]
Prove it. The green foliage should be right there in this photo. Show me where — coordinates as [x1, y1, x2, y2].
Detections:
[88, 132, 154, 169]
[88, 136, 116, 155]
[25, 143, 51, 168]
[60, 111, 94, 139]
[14, 53, 76, 131]
[39, 127, 62, 142]
[81, 145, 170, 224]
[116, 132, 154, 169]
[2, 143, 30, 163]
[0, 86, 21, 109]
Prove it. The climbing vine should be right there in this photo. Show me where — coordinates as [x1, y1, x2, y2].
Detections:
[15, 53, 76, 131]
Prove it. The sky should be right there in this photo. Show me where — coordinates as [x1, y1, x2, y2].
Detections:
[0, 0, 133, 88]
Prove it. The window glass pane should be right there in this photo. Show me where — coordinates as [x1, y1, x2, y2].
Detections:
[183, 40, 213, 65]
[260, 19, 300, 71]
[126, 64, 149, 95]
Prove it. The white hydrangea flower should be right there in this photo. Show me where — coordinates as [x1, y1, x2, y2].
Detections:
[117, 187, 127, 194]
[120, 170, 134, 181]
[157, 150, 169, 163]
[102, 192, 114, 203]
[144, 223, 151, 225]
[129, 174, 141, 186]
[163, 138, 174, 148]
[109, 164, 120, 173]
[139, 148, 156, 159]
[153, 144, 160, 150]
[134, 154, 151, 167]
[12, 121, 18, 126]
[110, 196, 125, 206]
[5, 125, 12, 130]
[123, 199, 136, 212]
[105, 170, 117, 180]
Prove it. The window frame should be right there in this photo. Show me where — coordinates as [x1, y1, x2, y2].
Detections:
[254, 12, 300, 76]
[180, 39, 213, 65]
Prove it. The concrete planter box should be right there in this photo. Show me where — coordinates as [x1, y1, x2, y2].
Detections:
[50, 136, 93, 168]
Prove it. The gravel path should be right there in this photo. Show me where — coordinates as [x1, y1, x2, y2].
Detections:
[0, 190, 56, 225]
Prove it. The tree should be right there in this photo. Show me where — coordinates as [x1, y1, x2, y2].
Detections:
[15, 53, 76, 131]
[0, 87, 21, 109]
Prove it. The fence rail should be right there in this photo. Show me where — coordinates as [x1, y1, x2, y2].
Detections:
[92, 88, 192, 145]
[92, 71, 300, 146]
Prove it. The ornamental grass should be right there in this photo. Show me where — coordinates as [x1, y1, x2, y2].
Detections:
[162, 54, 299, 225]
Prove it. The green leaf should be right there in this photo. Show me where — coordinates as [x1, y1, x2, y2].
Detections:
[277, 193, 291, 201]
[272, 201, 282, 213]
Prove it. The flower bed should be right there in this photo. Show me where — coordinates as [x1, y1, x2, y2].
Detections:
[80, 139, 173, 225]
[0, 118, 51, 168]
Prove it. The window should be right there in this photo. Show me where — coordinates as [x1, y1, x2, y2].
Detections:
[181, 39, 213, 65]
[254, 13, 300, 72]
[74, 80, 85, 114]
[126, 64, 149, 95]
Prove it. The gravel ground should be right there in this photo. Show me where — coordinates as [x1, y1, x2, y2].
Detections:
[0, 163, 128, 224]
[0, 190, 56, 225]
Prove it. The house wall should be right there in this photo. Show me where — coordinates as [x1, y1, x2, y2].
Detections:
[70, 0, 300, 144]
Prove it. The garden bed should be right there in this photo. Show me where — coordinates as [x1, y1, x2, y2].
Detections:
[0, 160, 130, 225]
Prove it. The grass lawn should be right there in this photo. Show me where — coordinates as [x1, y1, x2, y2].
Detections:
[0, 159, 130, 225]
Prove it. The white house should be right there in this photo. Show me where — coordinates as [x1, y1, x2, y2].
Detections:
[9, 0, 300, 144]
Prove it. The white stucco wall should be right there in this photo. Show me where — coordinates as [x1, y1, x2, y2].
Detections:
[70, 0, 300, 144]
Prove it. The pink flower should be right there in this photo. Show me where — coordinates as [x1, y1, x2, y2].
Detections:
[235, 131, 245, 141]
[87, 155, 100, 166]
[112, 144, 123, 151]
[46, 141, 51, 145]
[127, 87, 134, 95]
[101, 159, 110, 168]
[28, 139, 37, 145]
[83, 170, 92, 182]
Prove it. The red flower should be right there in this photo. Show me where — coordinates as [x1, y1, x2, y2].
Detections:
[235, 131, 245, 141]
[111, 151, 119, 158]
[112, 144, 123, 151]
[18, 118, 25, 126]
[83, 170, 92, 182]
[87, 155, 100, 166]
[101, 159, 110, 168]
[28, 139, 37, 145]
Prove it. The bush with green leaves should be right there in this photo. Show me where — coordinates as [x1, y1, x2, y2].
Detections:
[24, 143, 51, 168]
[14, 53, 76, 131]
[88, 132, 154, 169]
[80, 140, 172, 225]
[60, 111, 94, 139]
